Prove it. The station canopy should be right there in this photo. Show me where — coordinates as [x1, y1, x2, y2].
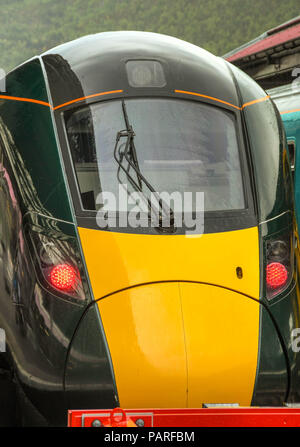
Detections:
[224, 16, 300, 90]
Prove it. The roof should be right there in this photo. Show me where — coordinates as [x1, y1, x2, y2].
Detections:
[225, 16, 300, 63]
[40, 31, 241, 110]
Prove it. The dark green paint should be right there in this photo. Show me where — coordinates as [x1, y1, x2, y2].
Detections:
[230, 64, 294, 223]
[64, 303, 119, 411]
[0, 59, 73, 222]
[251, 305, 288, 405]
[5, 58, 49, 103]
[282, 111, 300, 226]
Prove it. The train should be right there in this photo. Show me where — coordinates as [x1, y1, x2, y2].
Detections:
[268, 83, 300, 225]
[0, 31, 299, 426]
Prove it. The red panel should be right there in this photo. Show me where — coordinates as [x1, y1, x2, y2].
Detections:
[227, 23, 300, 62]
[68, 407, 300, 427]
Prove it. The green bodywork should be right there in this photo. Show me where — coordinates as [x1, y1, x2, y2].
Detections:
[268, 83, 300, 226]
[0, 58, 73, 223]
[0, 53, 299, 419]
[231, 69, 300, 404]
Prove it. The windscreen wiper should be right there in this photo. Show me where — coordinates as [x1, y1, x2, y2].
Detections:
[114, 100, 175, 230]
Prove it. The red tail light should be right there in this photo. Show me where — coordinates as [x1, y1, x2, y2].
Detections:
[50, 264, 78, 291]
[266, 262, 288, 289]
[28, 231, 86, 301]
[265, 230, 294, 300]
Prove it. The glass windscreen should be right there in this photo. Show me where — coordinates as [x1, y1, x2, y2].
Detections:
[65, 98, 245, 214]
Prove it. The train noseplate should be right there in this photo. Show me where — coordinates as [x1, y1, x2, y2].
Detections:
[68, 407, 300, 427]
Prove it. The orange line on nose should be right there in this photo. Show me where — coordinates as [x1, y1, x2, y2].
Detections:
[0, 95, 51, 107]
[174, 90, 270, 110]
[174, 89, 241, 110]
[241, 95, 270, 109]
[0, 89, 270, 112]
[53, 90, 124, 110]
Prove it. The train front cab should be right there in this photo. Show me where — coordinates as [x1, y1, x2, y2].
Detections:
[0, 32, 299, 425]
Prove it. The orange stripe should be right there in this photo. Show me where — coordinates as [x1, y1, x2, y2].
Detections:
[174, 90, 270, 110]
[174, 89, 241, 110]
[0, 94, 50, 108]
[53, 90, 123, 110]
[0, 90, 269, 112]
[280, 108, 300, 115]
[241, 95, 270, 109]
[0, 90, 123, 110]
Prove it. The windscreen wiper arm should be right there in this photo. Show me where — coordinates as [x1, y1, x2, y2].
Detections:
[114, 100, 175, 230]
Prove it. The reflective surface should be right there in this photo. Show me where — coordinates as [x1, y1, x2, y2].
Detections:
[98, 282, 259, 408]
[0, 31, 298, 425]
[0, 59, 73, 222]
[230, 64, 293, 222]
[66, 98, 245, 213]
[268, 83, 300, 226]
[42, 31, 239, 109]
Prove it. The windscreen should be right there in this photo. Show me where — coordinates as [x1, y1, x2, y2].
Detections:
[65, 98, 245, 216]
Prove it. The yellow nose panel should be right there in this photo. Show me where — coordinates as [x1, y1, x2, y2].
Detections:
[98, 282, 259, 408]
[98, 282, 188, 408]
[78, 225, 260, 407]
[78, 226, 260, 299]
[179, 283, 259, 407]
